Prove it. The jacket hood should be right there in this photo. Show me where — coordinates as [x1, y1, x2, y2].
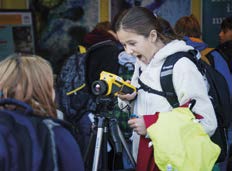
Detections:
[184, 36, 208, 51]
[149, 39, 194, 66]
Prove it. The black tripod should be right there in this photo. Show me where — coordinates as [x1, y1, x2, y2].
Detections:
[84, 97, 136, 171]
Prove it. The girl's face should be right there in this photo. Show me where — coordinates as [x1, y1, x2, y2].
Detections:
[117, 29, 158, 65]
[219, 29, 232, 44]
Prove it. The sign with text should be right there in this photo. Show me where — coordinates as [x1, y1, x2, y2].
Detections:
[202, 0, 232, 47]
[0, 10, 35, 61]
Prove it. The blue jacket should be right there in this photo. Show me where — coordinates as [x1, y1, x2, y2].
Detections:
[0, 98, 85, 171]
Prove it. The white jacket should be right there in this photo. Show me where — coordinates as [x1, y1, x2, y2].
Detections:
[118, 40, 217, 161]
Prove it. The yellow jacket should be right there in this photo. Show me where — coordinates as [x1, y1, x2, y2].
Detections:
[147, 107, 220, 171]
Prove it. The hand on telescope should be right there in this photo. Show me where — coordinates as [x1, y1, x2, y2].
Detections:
[128, 117, 147, 136]
[117, 91, 137, 101]
[117, 79, 137, 101]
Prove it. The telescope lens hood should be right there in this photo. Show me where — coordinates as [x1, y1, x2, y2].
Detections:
[91, 80, 108, 96]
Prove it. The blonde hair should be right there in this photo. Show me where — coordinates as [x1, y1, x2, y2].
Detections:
[0, 54, 57, 118]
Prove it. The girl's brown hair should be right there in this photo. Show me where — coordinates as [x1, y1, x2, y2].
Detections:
[114, 7, 179, 44]
[0, 54, 57, 118]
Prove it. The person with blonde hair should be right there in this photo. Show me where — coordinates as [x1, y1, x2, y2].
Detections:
[0, 54, 85, 171]
[0, 54, 56, 117]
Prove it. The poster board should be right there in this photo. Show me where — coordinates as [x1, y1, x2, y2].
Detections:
[202, 0, 232, 47]
[0, 10, 36, 61]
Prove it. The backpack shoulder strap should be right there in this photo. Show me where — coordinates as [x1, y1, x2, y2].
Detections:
[205, 49, 216, 67]
[200, 47, 214, 65]
[77, 45, 86, 54]
[160, 50, 197, 108]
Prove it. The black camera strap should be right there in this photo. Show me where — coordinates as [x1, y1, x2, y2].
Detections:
[137, 78, 175, 98]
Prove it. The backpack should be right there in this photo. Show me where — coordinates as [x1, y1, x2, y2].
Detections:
[206, 49, 232, 98]
[138, 50, 232, 163]
[0, 98, 85, 171]
[56, 50, 94, 124]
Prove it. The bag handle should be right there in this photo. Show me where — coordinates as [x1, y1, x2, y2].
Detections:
[0, 98, 33, 115]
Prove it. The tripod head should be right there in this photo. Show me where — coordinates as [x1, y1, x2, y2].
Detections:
[94, 96, 116, 118]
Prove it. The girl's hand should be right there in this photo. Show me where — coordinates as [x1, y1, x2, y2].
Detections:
[117, 91, 137, 101]
[128, 117, 147, 136]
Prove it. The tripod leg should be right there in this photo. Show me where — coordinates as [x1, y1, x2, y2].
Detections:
[102, 122, 109, 170]
[116, 124, 136, 168]
[84, 126, 97, 168]
[92, 117, 104, 171]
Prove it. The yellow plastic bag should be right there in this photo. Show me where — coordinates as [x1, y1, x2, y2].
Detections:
[147, 107, 220, 171]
